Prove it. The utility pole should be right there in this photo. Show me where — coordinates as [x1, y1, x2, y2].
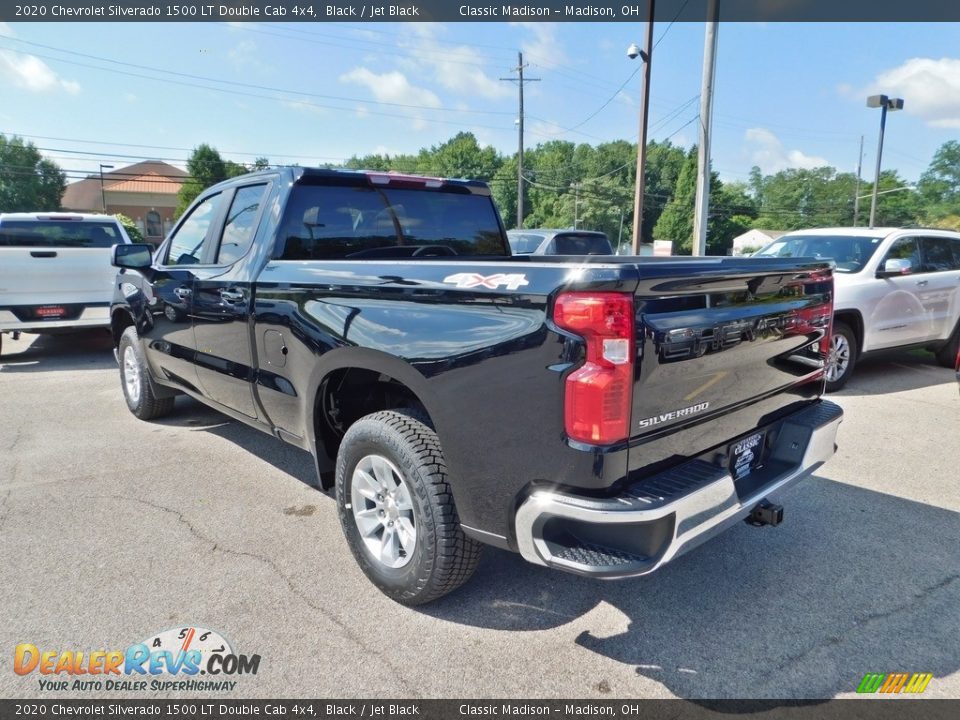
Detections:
[692, 0, 719, 256]
[501, 52, 539, 229]
[630, 0, 655, 254]
[573, 183, 580, 228]
[853, 135, 864, 226]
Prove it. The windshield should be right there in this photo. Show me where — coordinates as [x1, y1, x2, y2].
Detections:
[508, 233, 546, 254]
[753, 234, 884, 273]
[0, 220, 122, 248]
[277, 184, 508, 260]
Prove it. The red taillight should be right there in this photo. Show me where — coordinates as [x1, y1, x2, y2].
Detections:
[554, 292, 634, 445]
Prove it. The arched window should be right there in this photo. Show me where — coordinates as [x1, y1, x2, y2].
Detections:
[146, 210, 162, 237]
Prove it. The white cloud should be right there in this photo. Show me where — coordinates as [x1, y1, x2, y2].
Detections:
[0, 22, 13, 37]
[282, 99, 326, 116]
[744, 128, 829, 174]
[866, 57, 960, 128]
[394, 25, 510, 102]
[124, 93, 137, 103]
[511, 23, 568, 70]
[340, 67, 441, 109]
[0, 50, 80, 94]
[340, 67, 441, 129]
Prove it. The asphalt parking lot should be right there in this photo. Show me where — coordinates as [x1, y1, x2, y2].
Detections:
[1, 330, 957, 700]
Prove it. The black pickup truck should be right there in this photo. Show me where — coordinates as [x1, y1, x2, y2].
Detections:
[109, 167, 843, 605]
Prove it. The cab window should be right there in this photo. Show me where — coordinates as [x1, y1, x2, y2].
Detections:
[166, 194, 223, 266]
[216, 184, 268, 265]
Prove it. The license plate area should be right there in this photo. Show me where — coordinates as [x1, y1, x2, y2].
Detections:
[729, 431, 766, 481]
[35, 306, 66, 319]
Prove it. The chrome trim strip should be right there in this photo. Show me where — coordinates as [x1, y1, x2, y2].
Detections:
[515, 408, 842, 577]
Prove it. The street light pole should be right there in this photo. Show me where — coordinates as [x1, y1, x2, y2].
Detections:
[629, 0, 654, 255]
[866, 95, 904, 229]
[99, 164, 114, 213]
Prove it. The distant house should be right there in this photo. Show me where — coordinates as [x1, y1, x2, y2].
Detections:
[61, 161, 188, 243]
[731, 228, 789, 256]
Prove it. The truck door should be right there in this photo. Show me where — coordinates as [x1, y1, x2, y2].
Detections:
[144, 192, 227, 393]
[192, 182, 271, 419]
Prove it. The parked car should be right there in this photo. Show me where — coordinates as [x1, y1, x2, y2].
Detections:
[754, 227, 960, 391]
[110, 167, 841, 605]
[0, 212, 132, 355]
[507, 228, 613, 255]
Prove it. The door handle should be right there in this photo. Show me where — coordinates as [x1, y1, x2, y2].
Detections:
[915, 280, 928, 286]
[219, 288, 244, 302]
[174, 287, 192, 299]
[30, 251, 57, 258]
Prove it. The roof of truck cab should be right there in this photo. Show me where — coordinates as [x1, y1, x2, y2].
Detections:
[205, 166, 491, 193]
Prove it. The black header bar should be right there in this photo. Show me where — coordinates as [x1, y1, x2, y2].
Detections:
[2, 0, 960, 23]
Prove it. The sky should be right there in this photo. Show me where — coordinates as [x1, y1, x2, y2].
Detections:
[1, 20, 958, 187]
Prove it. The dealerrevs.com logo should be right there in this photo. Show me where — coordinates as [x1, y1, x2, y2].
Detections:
[14, 626, 260, 693]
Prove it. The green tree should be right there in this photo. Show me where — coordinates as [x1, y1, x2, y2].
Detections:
[176, 144, 227, 216]
[918, 141, 960, 222]
[113, 213, 143, 243]
[0, 134, 66, 212]
[653, 149, 698, 252]
[491, 157, 519, 228]
[416, 132, 501, 180]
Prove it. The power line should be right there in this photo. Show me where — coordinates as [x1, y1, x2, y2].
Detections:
[2, 36, 514, 117]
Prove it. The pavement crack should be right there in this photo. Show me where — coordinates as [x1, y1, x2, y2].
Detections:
[77, 494, 419, 697]
[772, 572, 960, 676]
[0, 490, 11, 534]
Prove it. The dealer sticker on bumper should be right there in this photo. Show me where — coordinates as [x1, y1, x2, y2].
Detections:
[731, 432, 764, 480]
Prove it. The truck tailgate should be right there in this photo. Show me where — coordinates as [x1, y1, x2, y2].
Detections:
[0, 247, 117, 306]
[630, 258, 833, 458]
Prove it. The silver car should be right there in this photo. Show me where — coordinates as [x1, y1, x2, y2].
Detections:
[507, 229, 613, 256]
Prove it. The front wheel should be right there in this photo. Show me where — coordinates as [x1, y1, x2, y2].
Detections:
[118, 326, 175, 420]
[335, 409, 481, 605]
[825, 322, 857, 392]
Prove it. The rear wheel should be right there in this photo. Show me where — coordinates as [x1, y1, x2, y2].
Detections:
[934, 320, 960, 368]
[118, 326, 175, 420]
[825, 322, 857, 392]
[335, 409, 481, 605]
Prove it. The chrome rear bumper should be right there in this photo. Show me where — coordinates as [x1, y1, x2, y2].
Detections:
[514, 400, 843, 578]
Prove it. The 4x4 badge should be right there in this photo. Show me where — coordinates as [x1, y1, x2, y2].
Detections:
[443, 273, 529, 290]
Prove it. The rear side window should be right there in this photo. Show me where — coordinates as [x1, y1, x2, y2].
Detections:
[553, 233, 612, 255]
[0, 220, 121, 248]
[508, 233, 546, 254]
[277, 184, 507, 260]
[166, 193, 222, 266]
[920, 236, 960, 272]
[217, 184, 268, 265]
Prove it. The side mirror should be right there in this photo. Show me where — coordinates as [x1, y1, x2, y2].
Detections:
[112, 243, 154, 270]
[877, 257, 912, 278]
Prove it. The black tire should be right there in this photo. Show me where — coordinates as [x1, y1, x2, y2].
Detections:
[825, 322, 857, 392]
[118, 326, 175, 420]
[934, 320, 960, 368]
[335, 409, 481, 605]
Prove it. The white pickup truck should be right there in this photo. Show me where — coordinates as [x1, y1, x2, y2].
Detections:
[0, 213, 131, 355]
[755, 227, 960, 390]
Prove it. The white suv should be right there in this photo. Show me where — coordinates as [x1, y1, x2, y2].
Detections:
[755, 227, 960, 391]
[0, 213, 131, 355]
